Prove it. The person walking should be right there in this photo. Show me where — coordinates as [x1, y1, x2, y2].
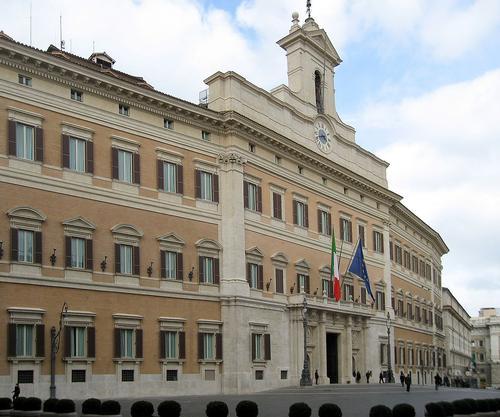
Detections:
[405, 373, 411, 392]
[356, 371, 361, 383]
[434, 373, 441, 390]
[315, 369, 319, 385]
[366, 370, 371, 384]
[12, 383, 20, 401]
[379, 372, 384, 383]
[400, 371, 405, 387]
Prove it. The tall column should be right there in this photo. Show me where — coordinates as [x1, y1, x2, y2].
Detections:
[382, 220, 393, 314]
[218, 152, 249, 296]
[318, 311, 327, 384]
[345, 315, 353, 383]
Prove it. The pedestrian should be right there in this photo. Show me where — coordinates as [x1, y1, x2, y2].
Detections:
[405, 373, 411, 392]
[379, 372, 384, 384]
[434, 373, 440, 390]
[315, 369, 319, 385]
[400, 371, 405, 387]
[12, 383, 20, 401]
[356, 371, 361, 383]
[366, 370, 371, 384]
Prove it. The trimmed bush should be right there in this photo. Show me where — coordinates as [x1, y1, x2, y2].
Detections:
[25, 398, 42, 412]
[452, 399, 471, 415]
[425, 403, 445, 417]
[496, 399, 500, 411]
[436, 402, 453, 417]
[487, 399, 496, 412]
[43, 399, 58, 413]
[288, 403, 311, 417]
[206, 402, 229, 417]
[100, 401, 120, 416]
[157, 401, 181, 417]
[130, 401, 153, 417]
[318, 403, 342, 417]
[82, 399, 101, 415]
[14, 398, 27, 411]
[235, 401, 258, 417]
[392, 404, 415, 417]
[369, 405, 392, 417]
[476, 399, 488, 413]
[0, 399, 12, 410]
[464, 399, 477, 414]
[55, 400, 75, 414]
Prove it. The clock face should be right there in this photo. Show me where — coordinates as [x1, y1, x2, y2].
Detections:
[314, 122, 332, 153]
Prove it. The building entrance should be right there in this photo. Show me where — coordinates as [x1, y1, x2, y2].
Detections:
[326, 333, 339, 383]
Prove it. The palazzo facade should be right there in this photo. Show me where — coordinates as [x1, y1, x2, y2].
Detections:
[0, 13, 448, 399]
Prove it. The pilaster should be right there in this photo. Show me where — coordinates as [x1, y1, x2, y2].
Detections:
[345, 315, 353, 383]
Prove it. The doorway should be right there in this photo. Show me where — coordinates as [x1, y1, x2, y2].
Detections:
[326, 333, 339, 383]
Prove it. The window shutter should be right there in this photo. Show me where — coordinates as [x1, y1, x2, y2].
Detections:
[348, 221, 353, 242]
[62, 135, 70, 168]
[258, 265, 264, 290]
[373, 231, 377, 251]
[246, 263, 251, 285]
[157, 160, 164, 190]
[214, 258, 220, 284]
[340, 219, 344, 240]
[305, 276, 310, 294]
[176, 164, 183, 194]
[380, 344, 384, 364]
[215, 333, 223, 360]
[160, 251, 166, 279]
[10, 228, 18, 262]
[317, 210, 322, 233]
[304, 204, 309, 228]
[86, 239, 93, 270]
[133, 246, 140, 276]
[264, 334, 271, 360]
[251, 333, 256, 360]
[114, 328, 121, 358]
[114, 244, 121, 274]
[178, 331, 185, 359]
[36, 324, 45, 357]
[86, 141, 94, 174]
[195, 170, 201, 198]
[35, 127, 43, 162]
[87, 327, 95, 358]
[34, 231, 42, 264]
[293, 201, 297, 225]
[176, 252, 183, 281]
[213, 174, 219, 203]
[198, 332, 204, 360]
[198, 256, 204, 283]
[275, 269, 283, 293]
[328, 213, 332, 235]
[8, 120, 16, 156]
[296, 274, 301, 292]
[159, 330, 166, 359]
[243, 181, 249, 209]
[8, 323, 16, 357]
[257, 185, 262, 213]
[135, 329, 143, 359]
[111, 148, 118, 179]
[64, 326, 71, 358]
[380, 233, 384, 253]
[133, 153, 141, 185]
[329, 280, 333, 298]
[65, 236, 72, 268]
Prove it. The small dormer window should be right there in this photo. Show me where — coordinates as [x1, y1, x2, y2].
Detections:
[88, 52, 116, 69]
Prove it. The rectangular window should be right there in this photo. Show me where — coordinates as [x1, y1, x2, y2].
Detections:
[412, 256, 419, 273]
[118, 150, 133, 183]
[343, 284, 354, 301]
[373, 231, 384, 253]
[70, 89, 83, 102]
[419, 260, 426, 277]
[164, 251, 177, 279]
[164, 118, 174, 129]
[70, 237, 85, 269]
[275, 268, 284, 294]
[71, 369, 86, 383]
[375, 291, 385, 310]
[18, 74, 32, 86]
[403, 251, 411, 269]
[281, 370, 288, 379]
[244, 181, 261, 212]
[253, 333, 262, 360]
[121, 369, 134, 382]
[318, 210, 331, 235]
[298, 166, 303, 174]
[201, 130, 210, 141]
[297, 274, 309, 294]
[200, 171, 213, 201]
[340, 218, 352, 242]
[294, 200, 308, 228]
[397, 300, 404, 317]
[358, 225, 365, 247]
[415, 306, 421, 322]
[249, 143, 255, 153]
[203, 257, 214, 284]
[69, 137, 86, 172]
[16, 123, 35, 160]
[203, 333, 214, 359]
[16, 324, 34, 357]
[162, 162, 177, 193]
[274, 155, 281, 165]
[255, 370, 264, 380]
[119, 245, 133, 275]
[248, 263, 259, 289]
[360, 287, 367, 304]
[407, 303, 413, 319]
[17, 230, 34, 263]
[17, 370, 34, 384]
[272, 192, 283, 220]
[395, 245, 402, 264]
[166, 369, 178, 381]
[164, 331, 177, 359]
[70, 327, 86, 357]
[119, 104, 129, 116]
[120, 329, 134, 358]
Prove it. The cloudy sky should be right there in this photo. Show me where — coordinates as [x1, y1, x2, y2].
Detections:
[2, 0, 500, 316]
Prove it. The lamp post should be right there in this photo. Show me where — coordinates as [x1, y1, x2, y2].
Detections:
[299, 296, 312, 386]
[50, 302, 68, 399]
[386, 311, 393, 383]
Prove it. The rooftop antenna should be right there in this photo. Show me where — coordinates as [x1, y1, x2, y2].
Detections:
[59, 14, 65, 50]
[306, 0, 311, 19]
[29, 2, 32, 46]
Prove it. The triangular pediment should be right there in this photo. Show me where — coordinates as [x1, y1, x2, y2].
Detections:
[62, 216, 96, 230]
[294, 258, 310, 270]
[271, 252, 289, 265]
[309, 29, 341, 64]
[111, 224, 143, 238]
[319, 265, 331, 275]
[195, 238, 222, 251]
[245, 246, 264, 258]
[157, 232, 185, 246]
[7, 206, 46, 222]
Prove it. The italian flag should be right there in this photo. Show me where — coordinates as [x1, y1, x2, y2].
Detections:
[331, 230, 341, 301]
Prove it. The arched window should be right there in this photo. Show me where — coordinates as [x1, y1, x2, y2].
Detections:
[314, 71, 324, 113]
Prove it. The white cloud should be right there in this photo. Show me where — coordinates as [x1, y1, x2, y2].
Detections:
[353, 69, 500, 315]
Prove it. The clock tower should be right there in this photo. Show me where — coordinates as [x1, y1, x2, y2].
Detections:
[277, 12, 342, 119]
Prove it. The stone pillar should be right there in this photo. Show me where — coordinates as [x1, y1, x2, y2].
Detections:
[218, 152, 249, 297]
[382, 221, 393, 313]
[318, 311, 328, 384]
[345, 315, 353, 383]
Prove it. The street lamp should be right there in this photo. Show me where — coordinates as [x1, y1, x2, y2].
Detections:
[299, 296, 312, 386]
[50, 302, 68, 399]
[386, 311, 393, 383]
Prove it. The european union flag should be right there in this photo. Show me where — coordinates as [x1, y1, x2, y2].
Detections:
[348, 242, 375, 301]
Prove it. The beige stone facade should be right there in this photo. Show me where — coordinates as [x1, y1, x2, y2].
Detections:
[0, 15, 448, 398]
[472, 308, 500, 388]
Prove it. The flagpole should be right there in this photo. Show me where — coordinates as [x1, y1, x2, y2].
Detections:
[340, 238, 360, 290]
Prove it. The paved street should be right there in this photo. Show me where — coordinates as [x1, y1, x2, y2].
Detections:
[92, 384, 500, 417]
